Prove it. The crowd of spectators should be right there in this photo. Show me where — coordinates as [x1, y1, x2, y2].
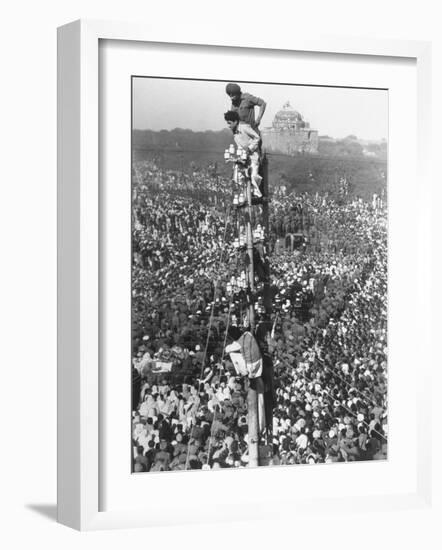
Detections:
[131, 158, 388, 472]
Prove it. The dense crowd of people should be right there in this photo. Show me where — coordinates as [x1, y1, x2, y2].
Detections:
[131, 158, 388, 472]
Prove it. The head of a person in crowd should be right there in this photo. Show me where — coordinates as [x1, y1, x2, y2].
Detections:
[224, 110, 240, 133]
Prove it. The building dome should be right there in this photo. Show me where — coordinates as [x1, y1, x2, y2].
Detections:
[261, 101, 318, 155]
[273, 101, 305, 130]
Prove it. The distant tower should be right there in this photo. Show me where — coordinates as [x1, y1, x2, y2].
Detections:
[261, 102, 318, 155]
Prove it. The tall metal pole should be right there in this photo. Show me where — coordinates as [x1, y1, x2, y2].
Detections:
[260, 154, 274, 451]
[246, 179, 255, 298]
[227, 149, 273, 468]
[245, 176, 259, 468]
[261, 155, 272, 315]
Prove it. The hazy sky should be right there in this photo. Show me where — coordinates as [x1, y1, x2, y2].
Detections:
[133, 77, 388, 141]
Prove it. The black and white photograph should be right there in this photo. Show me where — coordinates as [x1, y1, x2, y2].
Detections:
[3, 0, 438, 543]
[130, 77, 388, 473]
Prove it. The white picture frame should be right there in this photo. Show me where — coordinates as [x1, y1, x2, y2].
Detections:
[57, 19, 432, 531]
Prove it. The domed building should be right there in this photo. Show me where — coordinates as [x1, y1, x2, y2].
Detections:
[262, 101, 318, 155]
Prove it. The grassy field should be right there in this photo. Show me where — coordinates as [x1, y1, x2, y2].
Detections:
[133, 129, 387, 200]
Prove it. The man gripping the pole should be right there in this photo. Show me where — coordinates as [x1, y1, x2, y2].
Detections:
[225, 82, 267, 134]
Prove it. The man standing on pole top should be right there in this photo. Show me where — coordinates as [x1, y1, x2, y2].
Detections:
[225, 83, 267, 133]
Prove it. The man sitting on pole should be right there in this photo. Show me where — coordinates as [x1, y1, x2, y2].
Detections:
[224, 110, 262, 197]
[225, 325, 263, 379]
[225, 326, 266, 433]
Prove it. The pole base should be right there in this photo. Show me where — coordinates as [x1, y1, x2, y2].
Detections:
[258, 444, 273, 466]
